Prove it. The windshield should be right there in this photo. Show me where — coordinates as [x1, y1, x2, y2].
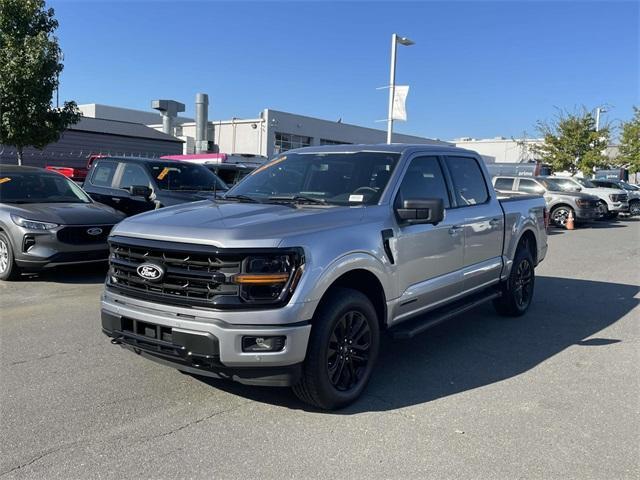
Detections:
[573, 177, 596, 188]
[148, 163, 228, 191]
[0, 171, 92, 204]
[225, 152, 401, 205]
[620, 182, 638, 191]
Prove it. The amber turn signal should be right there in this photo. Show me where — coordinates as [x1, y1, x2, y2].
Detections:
[233, 273, 290, 285]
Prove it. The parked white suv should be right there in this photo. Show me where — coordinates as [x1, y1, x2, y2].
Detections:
[548, 177, 629, 219]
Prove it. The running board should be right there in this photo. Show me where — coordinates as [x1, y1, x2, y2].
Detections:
[390, 289, 502, 340]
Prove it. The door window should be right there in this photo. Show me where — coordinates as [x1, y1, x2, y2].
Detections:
[517, 179, 544, 194]
[446, 156, 489, 206]
[494, 177, 515, 191]
[117, 163, 151, 190]
[90, 161, 118, 187]
[395, 156, 450, 208]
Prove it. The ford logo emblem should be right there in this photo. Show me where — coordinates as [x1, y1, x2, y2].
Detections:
[87, 227, 103, 236]
[136, 263, 164, 282]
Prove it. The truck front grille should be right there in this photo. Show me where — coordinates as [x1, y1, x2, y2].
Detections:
[107, 237, 242, 309]
[610, 193, 628, 203]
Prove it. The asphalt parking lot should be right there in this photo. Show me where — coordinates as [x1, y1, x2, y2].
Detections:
[1, 220, 639, 480]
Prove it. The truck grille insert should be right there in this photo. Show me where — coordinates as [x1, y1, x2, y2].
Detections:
[108, 238, 242, 308]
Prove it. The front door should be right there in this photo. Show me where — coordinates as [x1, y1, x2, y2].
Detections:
[393, 155, 465, 324]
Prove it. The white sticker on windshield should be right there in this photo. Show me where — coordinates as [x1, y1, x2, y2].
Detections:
[349, 194, 364, 203]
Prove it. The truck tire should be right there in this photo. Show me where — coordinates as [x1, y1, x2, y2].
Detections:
[293, 287, 379, 410]
[493, 244, 535, 317]
[597, 201, 610, 220]
[0, 232, 21, 281]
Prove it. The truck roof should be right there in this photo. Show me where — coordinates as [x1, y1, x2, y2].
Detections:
[284, 143, 477, 156]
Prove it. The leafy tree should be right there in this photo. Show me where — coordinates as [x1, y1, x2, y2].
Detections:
[618, 106, 640, 174]
[0, 0, 80, 165]
[531, 108, 610, 175]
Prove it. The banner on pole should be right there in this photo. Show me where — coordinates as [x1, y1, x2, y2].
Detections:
[392, 85, 409, 121]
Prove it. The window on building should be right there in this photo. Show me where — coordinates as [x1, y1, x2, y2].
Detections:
[274, 132, 312, 152]
[319, 139, 352, 146]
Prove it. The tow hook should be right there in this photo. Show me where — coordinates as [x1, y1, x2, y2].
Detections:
[110, 336, 123, 345]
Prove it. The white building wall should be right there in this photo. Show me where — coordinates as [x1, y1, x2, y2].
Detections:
[453, 138, 542, 163]
[79, 104, 193, 126]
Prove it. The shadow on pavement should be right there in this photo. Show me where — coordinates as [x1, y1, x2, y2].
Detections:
[20, 262, 108, 284]
[192, 276, 639, 413]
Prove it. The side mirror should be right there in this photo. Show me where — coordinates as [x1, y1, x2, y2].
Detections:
[396, 198, 444, 225]
[128, 185, 152, 199]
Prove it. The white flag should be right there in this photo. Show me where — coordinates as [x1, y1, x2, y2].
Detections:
[392, 85, 409, 121]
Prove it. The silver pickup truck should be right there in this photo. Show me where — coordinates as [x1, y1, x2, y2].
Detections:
[101, 144, 548, 409]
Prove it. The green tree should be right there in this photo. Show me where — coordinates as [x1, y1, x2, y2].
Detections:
[531, 108, 610, 175]
[618, 106, 640, 174]
[0, 0, 80, 165]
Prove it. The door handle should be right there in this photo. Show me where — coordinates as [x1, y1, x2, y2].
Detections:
[489, 218, 501, 226]
[111, 197, 121, 203]
[448, 225, 463, 235]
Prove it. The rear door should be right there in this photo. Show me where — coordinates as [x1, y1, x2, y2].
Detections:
[113, 162, 155, 216]
[444, 155, 504, 294]
[84, 160, 120, 209]
[392, 155, 465, 322]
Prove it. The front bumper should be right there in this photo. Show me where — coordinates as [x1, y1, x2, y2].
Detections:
[609, 202, 629, 213]
[101, 290, 312, 386]
[575, 207, 601, 221]
[12, 226, 110, 270]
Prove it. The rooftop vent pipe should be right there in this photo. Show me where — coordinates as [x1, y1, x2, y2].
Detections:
[151, 99, 185, 136]
[195, 93, 209, 153]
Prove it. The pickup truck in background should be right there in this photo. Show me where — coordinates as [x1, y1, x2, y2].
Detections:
[591, 179, 640, 216]
[493, 175, 601, 227]
[83, 156, 228, 217]
[101, 144, 548, 410]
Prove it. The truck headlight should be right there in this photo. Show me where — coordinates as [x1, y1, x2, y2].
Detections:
[233, 250, 304, 303]
[11, 214, 58, 231]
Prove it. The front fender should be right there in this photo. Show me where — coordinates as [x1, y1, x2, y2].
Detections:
[291, 251, 395, 322]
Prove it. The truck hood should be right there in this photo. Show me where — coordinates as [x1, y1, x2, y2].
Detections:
[4, 202, 125, 225]
[111, 200, 365, 248]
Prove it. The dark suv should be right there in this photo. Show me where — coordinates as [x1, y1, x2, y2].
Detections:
[83, 157, 228, 216]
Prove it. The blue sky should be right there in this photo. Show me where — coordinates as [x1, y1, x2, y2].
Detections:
[52, 1, 639, 141]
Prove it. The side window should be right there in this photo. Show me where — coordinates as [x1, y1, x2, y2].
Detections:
[395, 156, 450, 208]
[446, 156, 489, 206]
[517, 179, 544, 194]
[494, 177, 515, 191]
[90, 161, 118, 187]
[117, 163, 151, 190]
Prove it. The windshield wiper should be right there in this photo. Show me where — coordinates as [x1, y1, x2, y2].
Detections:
[267, 195, 327, 205]
[222, 194, 261, 203]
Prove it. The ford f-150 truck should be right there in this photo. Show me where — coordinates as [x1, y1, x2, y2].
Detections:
[101, 144, 548, 410]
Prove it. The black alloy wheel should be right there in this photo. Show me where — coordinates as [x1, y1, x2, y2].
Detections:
[327, 310, 372, 391]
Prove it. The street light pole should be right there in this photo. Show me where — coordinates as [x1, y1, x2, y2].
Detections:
[386, 33, 414, 144]
[595, 106, 606, 132]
